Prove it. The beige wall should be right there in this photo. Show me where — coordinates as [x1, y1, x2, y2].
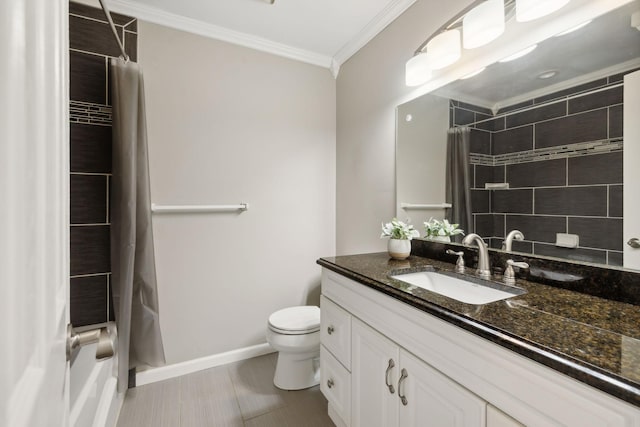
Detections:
[396, 95, 449, 220]
[139, 22, 336, 364]
[336, 0, 474, 255]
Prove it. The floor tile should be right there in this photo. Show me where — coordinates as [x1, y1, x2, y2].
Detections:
[180, 367, 245, 427]
[227, 353, 288, 420]
[116, 377, 181, 427]
[244, 385, 333, 427]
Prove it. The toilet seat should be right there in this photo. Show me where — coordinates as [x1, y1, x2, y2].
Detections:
[268, 306, 320, 335]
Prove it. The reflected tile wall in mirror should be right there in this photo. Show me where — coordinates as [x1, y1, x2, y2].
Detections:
[451, 70, 635, 267]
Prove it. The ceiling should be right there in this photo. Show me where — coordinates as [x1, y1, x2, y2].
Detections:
[106, 0, 417, 75]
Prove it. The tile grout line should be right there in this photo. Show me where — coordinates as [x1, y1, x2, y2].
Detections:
[224, 365, 247, 426]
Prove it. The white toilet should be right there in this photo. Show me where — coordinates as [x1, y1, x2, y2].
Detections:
[266, 305, 321, 390]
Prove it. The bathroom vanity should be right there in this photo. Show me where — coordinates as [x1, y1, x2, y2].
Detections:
[317, 251, 640, 427]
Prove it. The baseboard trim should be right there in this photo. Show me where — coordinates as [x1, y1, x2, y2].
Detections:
[136, 343, 276, 386]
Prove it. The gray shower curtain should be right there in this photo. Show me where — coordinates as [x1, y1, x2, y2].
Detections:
[110, 57, 165, 393]
[445, 127, 473, 239]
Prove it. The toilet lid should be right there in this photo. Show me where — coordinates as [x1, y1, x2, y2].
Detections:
[268, 306, 320, 334]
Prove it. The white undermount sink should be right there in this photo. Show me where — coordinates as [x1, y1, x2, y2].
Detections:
[390, 270, 526, 305]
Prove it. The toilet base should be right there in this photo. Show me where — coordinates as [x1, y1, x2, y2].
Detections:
[273, 350, 320, 390]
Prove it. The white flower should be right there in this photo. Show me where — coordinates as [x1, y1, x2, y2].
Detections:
[423, 217, 464, 237]
[380, 218, 420, 240]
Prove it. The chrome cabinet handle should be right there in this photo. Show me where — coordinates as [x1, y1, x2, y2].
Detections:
[327, 378, 334, 388]
[398, 368, 408, 406]
[628, 238, 640, 249]
[385, 359, 395, 394]
[327, 325, 335, 335]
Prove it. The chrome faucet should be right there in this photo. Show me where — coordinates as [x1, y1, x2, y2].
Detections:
[502, 230, 524, 252]
[461, 233, 491, 279]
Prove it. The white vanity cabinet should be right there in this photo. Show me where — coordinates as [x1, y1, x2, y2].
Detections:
[320, 267, 640, 427]
[351, 317, 485, 427]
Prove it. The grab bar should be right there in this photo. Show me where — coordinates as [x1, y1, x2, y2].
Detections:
[151, 203, 249, 213]
[400, 203, 452, 210]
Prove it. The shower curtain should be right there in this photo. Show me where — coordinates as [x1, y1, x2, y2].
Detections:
[445, 127, 473, 239]
[110, 57, 165, 393]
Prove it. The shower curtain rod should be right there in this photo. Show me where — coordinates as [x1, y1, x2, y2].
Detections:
[98, 0, 129, 61]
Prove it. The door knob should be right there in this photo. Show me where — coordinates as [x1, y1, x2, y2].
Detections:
[66, 322, 117, 363]
[628, 238, 640, 249]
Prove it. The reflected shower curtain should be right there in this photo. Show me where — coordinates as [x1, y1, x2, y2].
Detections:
[445, 127, 473, 239]
[110, 58, 165, 393]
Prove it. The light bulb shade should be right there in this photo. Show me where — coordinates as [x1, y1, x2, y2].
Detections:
[405, 53, 431, 87]
[463, 0, 504, 49]
[516, 0, 570, 22]
[426, 29, 461, 70]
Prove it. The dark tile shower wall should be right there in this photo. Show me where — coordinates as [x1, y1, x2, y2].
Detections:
[450, 71, 632, 266]
[69, 2, 137, 326]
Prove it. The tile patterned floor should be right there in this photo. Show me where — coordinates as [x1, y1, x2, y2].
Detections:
[116, 353, 334, 427]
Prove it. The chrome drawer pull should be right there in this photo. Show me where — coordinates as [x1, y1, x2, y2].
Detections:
[327, 325, 335, 335]
[327, 378, 334, 388]
[385, 359, 395, 394]
[628, 238, 640, 249]
[398, 368, 408, 406]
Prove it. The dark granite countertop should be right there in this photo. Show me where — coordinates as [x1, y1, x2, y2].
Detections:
[317, 252, 640, 408]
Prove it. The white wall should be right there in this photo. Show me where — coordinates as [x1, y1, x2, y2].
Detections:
[138, 22, 336, 364]
[336, 0, 474, 255]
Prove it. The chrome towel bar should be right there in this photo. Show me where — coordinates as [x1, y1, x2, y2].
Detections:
[151, 203, 249, 214]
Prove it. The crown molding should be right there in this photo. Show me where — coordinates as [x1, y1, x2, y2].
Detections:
[105, 0, 334, 69]
[88, 0, 415, 79]
[332, 0, 417, 70]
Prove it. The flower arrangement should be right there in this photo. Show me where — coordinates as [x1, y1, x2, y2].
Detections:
[380, 218, 420, 240]
[423, 218, 464, 238]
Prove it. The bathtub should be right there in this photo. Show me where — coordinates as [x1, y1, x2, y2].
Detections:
[69, 323, 123, 427]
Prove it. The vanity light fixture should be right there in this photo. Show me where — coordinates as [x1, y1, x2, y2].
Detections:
[554, 20, 592, 36]
[463, 0, 505, 49]
[426, 29, 462, 70]
[404, 0, 568, 86]
[461, 67, 486, 80]
[405, 53, 432, 87]
[516, 0, 570, 23]
[498, 44, 537, 62]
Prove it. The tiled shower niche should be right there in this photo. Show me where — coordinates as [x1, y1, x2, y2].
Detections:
[69, 2, 137, 326]
[450, 71, 633, 266]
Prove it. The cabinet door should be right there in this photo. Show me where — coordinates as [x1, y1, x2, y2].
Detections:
[351, 318, 400, 427]
[398, 349, 486, 427]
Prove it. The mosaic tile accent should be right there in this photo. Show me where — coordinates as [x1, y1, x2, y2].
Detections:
[470, 138, 623, 167]
[70, 100, 112, 125]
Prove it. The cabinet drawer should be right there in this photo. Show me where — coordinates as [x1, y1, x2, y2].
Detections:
[321, 295, 351, 369]
[321, 345, 351, 426]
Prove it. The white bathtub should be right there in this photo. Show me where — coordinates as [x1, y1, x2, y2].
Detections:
[69, 325, 123, 427]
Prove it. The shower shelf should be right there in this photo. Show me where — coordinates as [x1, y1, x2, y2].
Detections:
[151, 203, 249, 214]
[484, 183, 510, 190]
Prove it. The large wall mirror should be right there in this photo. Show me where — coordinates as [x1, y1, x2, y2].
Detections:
[396, 0, 640, 269]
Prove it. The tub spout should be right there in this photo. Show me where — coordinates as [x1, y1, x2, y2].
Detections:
[67, 322, 117, 363]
